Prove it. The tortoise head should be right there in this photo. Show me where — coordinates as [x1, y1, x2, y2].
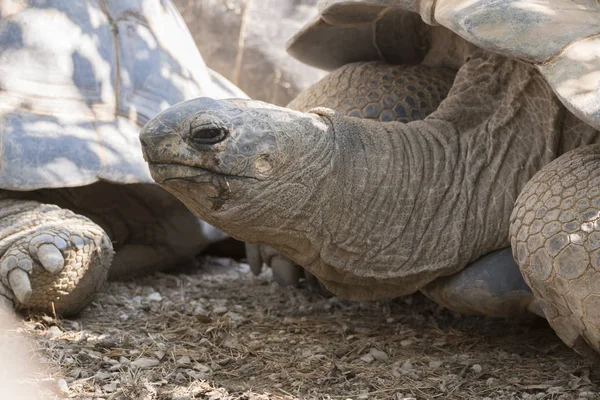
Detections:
[139, 97, 335, 241]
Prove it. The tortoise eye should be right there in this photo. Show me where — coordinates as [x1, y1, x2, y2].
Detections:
[191, 127, 227, 145]
[187, 116, 228, 147]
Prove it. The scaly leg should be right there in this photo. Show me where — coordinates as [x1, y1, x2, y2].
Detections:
[0, 199, 113, 316]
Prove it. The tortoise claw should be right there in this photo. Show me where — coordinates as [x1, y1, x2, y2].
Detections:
[8, 269, 32, 305]
[245, 243, 264, 276]
[36, 244, 65, 275]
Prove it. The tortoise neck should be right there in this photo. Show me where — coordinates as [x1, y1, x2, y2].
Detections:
[292, 53, 600, 301]
[308, 114, 472, 298]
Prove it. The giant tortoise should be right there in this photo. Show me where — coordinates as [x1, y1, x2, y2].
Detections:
[0, 0, 246, 316]
[140, 0, 600, 356]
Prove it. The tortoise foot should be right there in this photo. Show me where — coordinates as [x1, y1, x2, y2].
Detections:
[245, 243, 304, 287]
[0, 199, 113, 316]
[420, 248, 539, 318]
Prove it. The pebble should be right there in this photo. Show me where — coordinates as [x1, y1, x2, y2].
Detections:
[185, 369, 203, 380]
[108, 364, 122, 372]
[400, 361, 413, 372]
[471, 364, 482, 373]
[130, 357, 159, 369]
[222, 334, 239, 349]
[213, 306, 228, 315]
[174, 372, 186, 382]
[369, 348, 389, 362]
[429, 360, 443, 369]
[103, 357, 119, 365]
[400, 340, 413, 347]
[226, 311, 246, 324]
[129, 296, 142, 306]
[147, 292, 163, 302]
[45, 326, 62, 339]
[194, 363, 211, 374]
[177, 356, 191, 365]
[194, 304, 209, 315]
[102, 382, 117, 393]
[359, 354, 374, 363]
[95, 371, 112, 380]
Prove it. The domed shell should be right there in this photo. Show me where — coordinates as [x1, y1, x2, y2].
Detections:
[287, 0, 600, 131]
[0, 0, 246, 191]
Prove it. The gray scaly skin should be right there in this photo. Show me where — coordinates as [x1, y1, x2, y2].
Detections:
[140, 50, 599, 323]
[0, 198, 112, 315]
[247, 61, 455, 286]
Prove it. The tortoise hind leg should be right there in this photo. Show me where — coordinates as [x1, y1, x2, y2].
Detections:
[420, 248, 542, 319]
[0, 199, 113, 316]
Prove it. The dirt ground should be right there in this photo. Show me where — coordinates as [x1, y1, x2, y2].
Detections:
[10, 256, 600, 400]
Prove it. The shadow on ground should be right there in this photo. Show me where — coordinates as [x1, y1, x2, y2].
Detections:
[22, 257, 599, 399]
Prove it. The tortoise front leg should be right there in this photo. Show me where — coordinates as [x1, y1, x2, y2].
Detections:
[420, 248, 544, 318]
[0, 199, 113, 316]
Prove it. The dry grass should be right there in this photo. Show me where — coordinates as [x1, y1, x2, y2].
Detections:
[15, 257, 600, 399]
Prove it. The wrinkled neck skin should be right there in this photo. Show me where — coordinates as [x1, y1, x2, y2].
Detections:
[299, 52, 597, 300]
[314, 52, 600, 300]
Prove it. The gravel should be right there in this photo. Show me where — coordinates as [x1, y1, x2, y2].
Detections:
[13, 256, 600, 399]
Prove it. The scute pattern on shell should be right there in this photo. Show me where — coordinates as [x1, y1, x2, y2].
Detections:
[289, 61, 455, 122]
[0, 0, 243, 191]
[289, 0, 600, 130]
[511, 145, 600, 356]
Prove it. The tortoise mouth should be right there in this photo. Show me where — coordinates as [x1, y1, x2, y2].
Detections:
[148, 162, 216, 183]
[148, 162, 256, 184]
